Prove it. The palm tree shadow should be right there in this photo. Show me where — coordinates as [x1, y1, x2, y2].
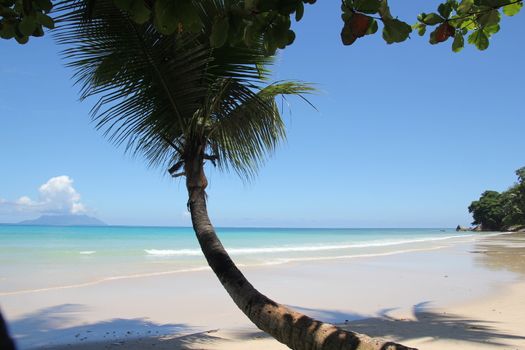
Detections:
[290, 305, 370, 324]
[291, 302, 525, 348]
[8, 302, 525, 349]
[8, 304, 194, 349]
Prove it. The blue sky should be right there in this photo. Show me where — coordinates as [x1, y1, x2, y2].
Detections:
[0, 2, 524, 227]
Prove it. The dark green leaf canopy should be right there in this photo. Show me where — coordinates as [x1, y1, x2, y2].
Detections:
[2, 0, 522, 52]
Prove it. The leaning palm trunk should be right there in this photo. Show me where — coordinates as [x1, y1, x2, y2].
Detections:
[55, 2, 416, 346]
[186, 160, 415, 350]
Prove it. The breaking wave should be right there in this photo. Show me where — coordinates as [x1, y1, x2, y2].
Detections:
[144, 234, 473, 257]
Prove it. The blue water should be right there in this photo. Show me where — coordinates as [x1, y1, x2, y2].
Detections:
[0, 225, 473, 294]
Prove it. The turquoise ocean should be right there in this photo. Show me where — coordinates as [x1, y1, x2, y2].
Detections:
[0, 225, 475, 295]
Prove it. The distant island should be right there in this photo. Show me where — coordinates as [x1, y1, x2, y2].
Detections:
[17, 214, 107, 226]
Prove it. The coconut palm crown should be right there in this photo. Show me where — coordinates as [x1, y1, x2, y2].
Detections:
[55, 0, 313, 182]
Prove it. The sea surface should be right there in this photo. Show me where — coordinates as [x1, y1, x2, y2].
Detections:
[0, 225, 484, 295]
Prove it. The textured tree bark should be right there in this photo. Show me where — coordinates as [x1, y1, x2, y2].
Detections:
[185, 159, 416, 350]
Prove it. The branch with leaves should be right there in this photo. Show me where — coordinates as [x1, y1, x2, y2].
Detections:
[341, 0, 523, 51]
[0, 0, 54, 43]
[1, 0, 522, 52]
[414, 0, 523, 51]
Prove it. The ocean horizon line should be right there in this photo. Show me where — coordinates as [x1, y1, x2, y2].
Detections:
[0, 223, 456, 230]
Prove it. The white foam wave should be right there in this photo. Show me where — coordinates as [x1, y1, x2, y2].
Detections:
[145, 249, 201, 256]
[145, 234, 473, 257]
[269, 245, 447, 264]
[79, 251, 96, 255]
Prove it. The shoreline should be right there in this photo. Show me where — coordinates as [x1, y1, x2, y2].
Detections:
[1, 232, 524, 349]
[0, 232, 499, 298]
[0, 245, 448, 298]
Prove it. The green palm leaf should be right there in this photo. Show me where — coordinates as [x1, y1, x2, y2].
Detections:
[54, 0, 313, 178]
[206, 81, 315, 179]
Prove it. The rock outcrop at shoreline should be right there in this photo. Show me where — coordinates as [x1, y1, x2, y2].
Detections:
[456, 224, 482, 232]
[456, 224, 525, 232]
[508, 225, 525, 233]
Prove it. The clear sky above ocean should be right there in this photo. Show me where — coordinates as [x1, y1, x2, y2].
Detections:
[1, 2, 524, 227]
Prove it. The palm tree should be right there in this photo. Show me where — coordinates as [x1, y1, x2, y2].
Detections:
[54, 1, 414, 349]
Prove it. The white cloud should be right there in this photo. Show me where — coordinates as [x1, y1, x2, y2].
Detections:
[0, 176, 87, 215]
[37, 176, 86, 214]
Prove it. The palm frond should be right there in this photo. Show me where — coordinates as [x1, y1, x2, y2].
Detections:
[54, 0, 213, 167]
[53, 0, 315, 179]
[206, 81, 315, 179]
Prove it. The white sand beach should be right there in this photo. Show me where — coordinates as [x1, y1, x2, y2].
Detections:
[1, 232, 524, 350]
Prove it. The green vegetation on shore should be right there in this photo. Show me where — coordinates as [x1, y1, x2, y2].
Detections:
[469, 167, 525, 231]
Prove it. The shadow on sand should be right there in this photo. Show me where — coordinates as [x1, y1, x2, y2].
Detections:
[9, 303, 261, 349]
[10, 301, 525, 349]
[293, 303, 525, 348]
[9, 304, 194, 349]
